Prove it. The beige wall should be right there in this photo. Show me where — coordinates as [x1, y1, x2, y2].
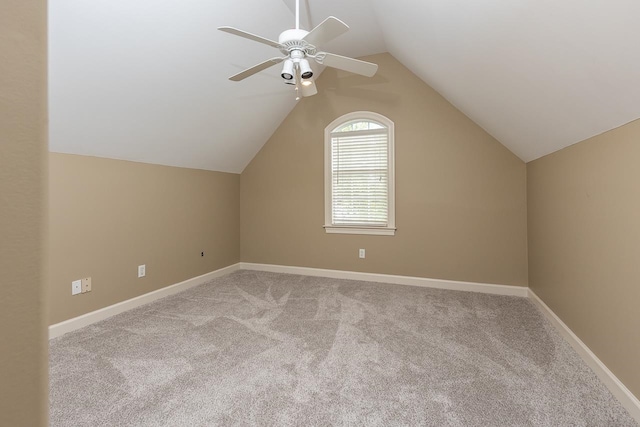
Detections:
[0, 0, 48, 425]
[49, 153, 240, 324]
[241, 53, 528, 286]
[528, 118, 640, 398]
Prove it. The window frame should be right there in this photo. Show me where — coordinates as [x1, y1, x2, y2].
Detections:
[324, 111, 396, 236]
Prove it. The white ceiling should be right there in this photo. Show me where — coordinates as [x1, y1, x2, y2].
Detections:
[49, 0, 640, 172]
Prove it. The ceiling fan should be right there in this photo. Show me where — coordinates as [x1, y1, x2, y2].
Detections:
[218, 0, 378, 99]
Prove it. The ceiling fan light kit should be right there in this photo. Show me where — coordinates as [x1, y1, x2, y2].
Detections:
[281, 59, 295, 80]
[218, 0, 378, 99]
[299, 58, 313, 79]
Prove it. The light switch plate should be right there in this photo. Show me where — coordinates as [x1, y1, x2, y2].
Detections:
[82, 277, 92, 293]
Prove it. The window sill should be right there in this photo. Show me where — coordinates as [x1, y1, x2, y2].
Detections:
[324, 225, 396, 236]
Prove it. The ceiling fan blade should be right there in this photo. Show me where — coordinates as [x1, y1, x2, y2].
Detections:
[300, 80, 318, 97]
[316, 52, 378, 77]
[292, 68, 317, 98]
[229, 57, 285, 81]
[302, 16, 349, 47]
[218, 26, 282, 49]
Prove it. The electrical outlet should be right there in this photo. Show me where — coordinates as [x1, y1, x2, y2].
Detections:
[138, 264, 146, 278]
[201, 251, 205, 257]
[82, 277, 92, 293]
[359, 249, 366, 259]
[72, 280, 82, 295]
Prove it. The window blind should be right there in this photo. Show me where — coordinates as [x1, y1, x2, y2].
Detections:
[331, 128, 388, 226]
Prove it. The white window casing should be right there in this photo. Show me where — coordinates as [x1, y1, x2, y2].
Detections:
[324, 111, 396, 236]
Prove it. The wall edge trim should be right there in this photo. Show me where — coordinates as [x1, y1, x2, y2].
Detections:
[528, 289, 640, 422]
[239, 262, 528, 296]
[48, 263, 241, 339]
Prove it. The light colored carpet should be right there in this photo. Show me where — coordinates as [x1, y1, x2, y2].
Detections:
[49, 270, 637, 426]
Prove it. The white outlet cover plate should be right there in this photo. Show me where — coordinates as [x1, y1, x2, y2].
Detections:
[72, 279, 82, 295]
[138, 265, 146, 278]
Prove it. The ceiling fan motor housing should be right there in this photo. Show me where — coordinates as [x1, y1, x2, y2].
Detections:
[278, 29, 316, 56]
[278, 29, 309, 44]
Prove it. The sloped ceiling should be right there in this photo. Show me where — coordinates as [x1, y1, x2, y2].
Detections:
[49, 0, 640, 173]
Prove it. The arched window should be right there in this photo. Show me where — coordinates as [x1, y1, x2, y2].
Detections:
[324, 112, 395, 235]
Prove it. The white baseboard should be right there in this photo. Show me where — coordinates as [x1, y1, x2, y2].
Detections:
[528, 289, 640, 422]
[241, 263, 638, 420]
[49, 263, 241, 339]
[47, 260, 638, 422]
[239, 262, 529, 297]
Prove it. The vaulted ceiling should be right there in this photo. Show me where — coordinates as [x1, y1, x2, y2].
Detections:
[49, 0, 640, 173]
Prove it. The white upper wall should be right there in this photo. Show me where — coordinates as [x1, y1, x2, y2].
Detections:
[49, 0, 640, 172]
